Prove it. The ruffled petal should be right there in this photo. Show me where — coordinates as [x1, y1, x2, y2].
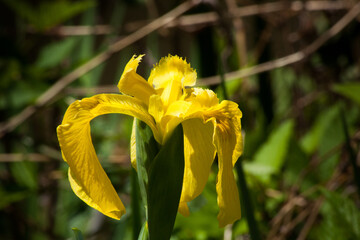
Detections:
[180, 118, 216, 203]
[148, 55, 196, 107]
[148, 55, 196, 89]
[57, 94, 159, 220]
[117, 55, 156, 105]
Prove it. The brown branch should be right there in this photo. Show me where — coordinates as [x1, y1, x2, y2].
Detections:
[61, 3, 360, 97]
[37, 1, 350, 36]
[0, 0, 200, 138]
[48, 25, 113, 36]
[197, 2, 360, 86]
[225, 0, 248, 68]
[125, 0, 351, 32]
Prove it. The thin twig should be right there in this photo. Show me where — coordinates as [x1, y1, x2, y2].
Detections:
[197, 2, 360, 86]
[63, 2, 360, 96]
[125, 1, 351, 32]
[0, 0, 200, 138]
[225, 0, 248, 68]
[37, 1, 350, 36]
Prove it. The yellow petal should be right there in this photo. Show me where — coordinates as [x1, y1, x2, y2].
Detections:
[148, 94, 164, 124]
[117, 55, 156, 105]
[185, 88, 219, 108]
[148, 55, 196, 89]
[178, 202, 190, 217]
[213, 112, 244, 227]
[57, 94, 159, 219]
[214, 123, 241, 227]
[68, 168, 124, 219]
[130, 119, 137, 170]
[180, 118, 215, 203]
[148, 55, 196, 106]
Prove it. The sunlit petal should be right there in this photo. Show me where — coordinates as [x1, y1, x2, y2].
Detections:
[148, 55, 196, 106]
[214, 122, 241, 227]
[148, 55, 196, 89]
[117, 55, 156, 105]
[209, 100, 243, 227]
[57, 94, 159, 219]
[130, 119, 137, 170]
[181, 118, 216, 203]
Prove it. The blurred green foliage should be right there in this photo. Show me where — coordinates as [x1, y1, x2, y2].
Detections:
[0, 0, 360, 239]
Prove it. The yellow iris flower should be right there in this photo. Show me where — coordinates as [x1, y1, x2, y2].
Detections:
[57, 55, 243, 227]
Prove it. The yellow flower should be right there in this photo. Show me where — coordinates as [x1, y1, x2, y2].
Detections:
[57, 55, 243, 227]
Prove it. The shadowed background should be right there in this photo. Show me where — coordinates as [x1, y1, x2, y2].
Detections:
[0, 0, 360, 239]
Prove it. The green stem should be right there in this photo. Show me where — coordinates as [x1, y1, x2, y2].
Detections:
[340, 109, 360, 196]
[131, 168, 142, 240]
[235, 159, 261, 240]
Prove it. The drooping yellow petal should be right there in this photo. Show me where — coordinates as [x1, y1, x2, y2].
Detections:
[178, 202, 190, 217]
[180, 118, 216, 203]
[117, 55, 156, 105]
[210, 101, 243, 227]
[214, 123, 241, 227]
[57, 94, 159, 220]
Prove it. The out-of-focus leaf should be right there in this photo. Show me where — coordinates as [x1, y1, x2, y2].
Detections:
[9, 82, 45, 108]
[36, 37, 78, 69]
[283, 139, 309, 187]
[10, 161, 37, 190]
[245, 120, 294, 183]
[311, 189, 360, 240]
[72, 228, 84, 240]
[332, 82, 360, 105]
[147, 124, 184, 240]
[300, 105, 339, 154]
[3, 0, 95, 31]
[0, 187, 28, 209]
[174, 173, 223, 239]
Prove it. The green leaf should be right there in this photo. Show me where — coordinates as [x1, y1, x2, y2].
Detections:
[332, 82, 360, 105]
[36, 37, 78, 69]
[312, 189, 360, 240]
[0, 187, 28, 209]
[135, 119, 159, 216]
[138, 222, 149, 240]
[300, 105, 339, 154]
[245, 120, 294, 183]
[147, 124, 184, 240]
[3, 0, 95, 31]
[10, 161, 37, 190]
[71, 228, 84, 240]
[131, 168, 142, 240]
